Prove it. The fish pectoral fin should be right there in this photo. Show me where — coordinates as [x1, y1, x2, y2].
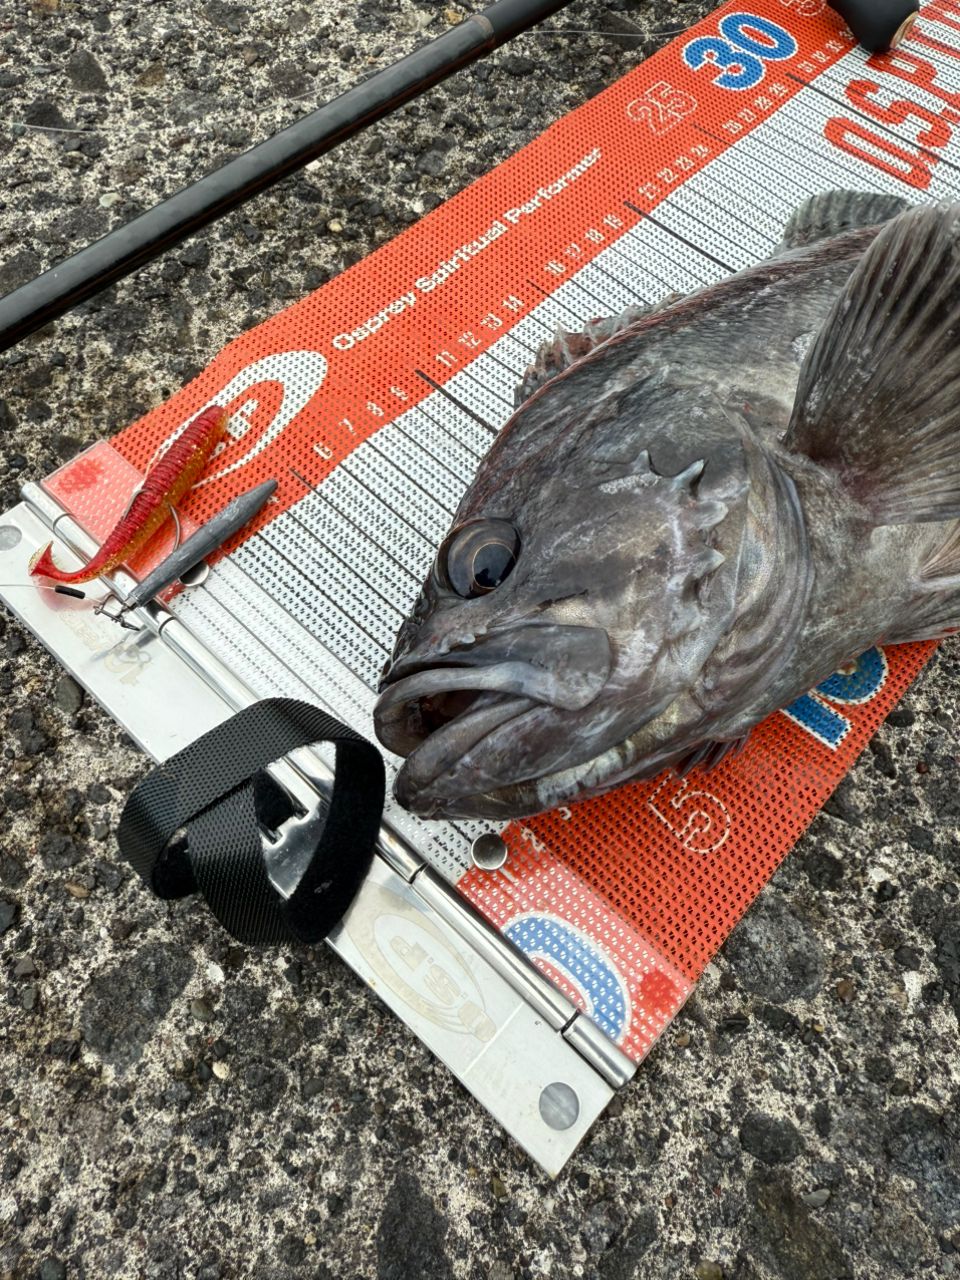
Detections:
[674, 735, 748, 778]
[922, 519, 960, 581]
[778, 190, 910, 251]
[878, 520, 960, 641]
[784, 203, 960, 526]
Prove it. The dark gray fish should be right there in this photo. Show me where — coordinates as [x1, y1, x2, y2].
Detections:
[374, 192, 960, 819]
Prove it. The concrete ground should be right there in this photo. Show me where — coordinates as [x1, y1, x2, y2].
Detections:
[1, 1, 959, 1277]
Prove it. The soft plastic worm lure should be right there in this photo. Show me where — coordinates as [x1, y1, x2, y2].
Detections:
[29, 405, 229, 585]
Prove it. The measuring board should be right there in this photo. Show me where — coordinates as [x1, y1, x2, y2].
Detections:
[3, 0, 960, 1173]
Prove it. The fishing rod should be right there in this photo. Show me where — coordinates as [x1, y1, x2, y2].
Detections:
[0, 0, 574, 353]
[828, 0, 919, 53]
[0, 0, 919, 353]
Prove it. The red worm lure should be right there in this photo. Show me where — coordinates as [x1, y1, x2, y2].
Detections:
[30, 405, 230, 585]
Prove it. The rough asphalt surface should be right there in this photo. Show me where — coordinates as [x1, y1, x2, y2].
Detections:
[1, 1, 959, 1277]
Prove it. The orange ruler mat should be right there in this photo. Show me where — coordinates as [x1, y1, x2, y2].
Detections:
[40, 0, 960, 1063]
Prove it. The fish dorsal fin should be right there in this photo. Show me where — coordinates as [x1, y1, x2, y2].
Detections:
[778, 190, 911, 250]
[783, 203, 960, 526]
[514, 297, 683, 406]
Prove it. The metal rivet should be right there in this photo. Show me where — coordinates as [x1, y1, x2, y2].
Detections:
[471, 832, 507, 871]
[539, 1082, 580, 1131]
[0, 525, 22, 552]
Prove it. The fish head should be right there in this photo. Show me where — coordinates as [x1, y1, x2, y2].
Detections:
[375, 379, 744, 819]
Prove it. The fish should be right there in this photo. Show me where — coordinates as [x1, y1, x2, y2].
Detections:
[374, 192, 960, 820]
[29, 405, 228, 585]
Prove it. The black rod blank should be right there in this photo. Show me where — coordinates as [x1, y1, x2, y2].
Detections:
[827, 0, 920, 52]
[0, 0, 574, 353]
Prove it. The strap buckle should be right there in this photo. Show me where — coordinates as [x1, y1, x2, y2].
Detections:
[117, 698, 386, 946]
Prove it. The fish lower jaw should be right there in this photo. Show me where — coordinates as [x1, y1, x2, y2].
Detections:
[392, 733, 672, 821]
[390, 689, 707, 820]
[392, 768, 539, 821]
[389, 694, 538, 811]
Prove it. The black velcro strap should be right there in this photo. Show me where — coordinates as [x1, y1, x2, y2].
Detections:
[116, 699, 385, 945]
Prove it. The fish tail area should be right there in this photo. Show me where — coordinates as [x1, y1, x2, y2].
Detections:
[29, 539, 117, 584]
[784, 203, 960, 527]
[28, 542, 90, 584]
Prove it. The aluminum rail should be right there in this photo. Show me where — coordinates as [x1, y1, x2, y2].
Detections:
[0, 0, 573, 351]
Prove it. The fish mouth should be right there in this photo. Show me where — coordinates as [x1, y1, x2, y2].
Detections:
[375, 664, 537, 758]
[373, 624, 612, 811]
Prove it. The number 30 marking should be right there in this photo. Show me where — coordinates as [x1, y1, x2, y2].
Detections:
[683, 13, 797, 92]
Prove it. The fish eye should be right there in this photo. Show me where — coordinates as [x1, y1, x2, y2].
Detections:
[439, 519, 520, 599]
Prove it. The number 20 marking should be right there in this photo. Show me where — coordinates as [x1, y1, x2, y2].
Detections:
[683, 13, 798, 92]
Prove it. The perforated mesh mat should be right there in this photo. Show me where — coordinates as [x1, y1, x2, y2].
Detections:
[41, 0, 960, 1063]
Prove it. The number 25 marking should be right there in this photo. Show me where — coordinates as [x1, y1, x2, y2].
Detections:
[683, 13, 797, 92]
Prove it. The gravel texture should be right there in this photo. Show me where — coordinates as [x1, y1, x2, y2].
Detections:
[2, 2, 959, 1278]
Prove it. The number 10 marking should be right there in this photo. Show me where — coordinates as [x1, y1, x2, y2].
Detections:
[782, 647, 889, 748]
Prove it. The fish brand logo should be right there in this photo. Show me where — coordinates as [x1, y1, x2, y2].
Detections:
[102, 644, 151, 686]
[626, 82, 698, 135]
[57, 613, 151, 686]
